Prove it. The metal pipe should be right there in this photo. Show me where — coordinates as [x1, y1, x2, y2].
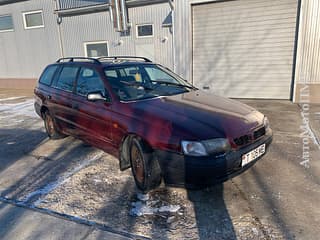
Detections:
[54, 0, 64, 58]
[120, 0, 128, 31]
[114, 0, 121, 31]
[109, 4, 114, 24]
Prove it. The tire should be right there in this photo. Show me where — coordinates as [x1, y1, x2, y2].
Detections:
[130, 138, 161, 192]
[43, 111, 65, 139]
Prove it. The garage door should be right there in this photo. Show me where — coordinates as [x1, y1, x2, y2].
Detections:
[192, 0, 298, 99]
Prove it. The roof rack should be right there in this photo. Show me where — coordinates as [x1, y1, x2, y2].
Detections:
[98, 56, 152, 63]
[56, 57, 101, 64]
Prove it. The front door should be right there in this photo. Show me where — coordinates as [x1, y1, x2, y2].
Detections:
[72, 67, 113, 150]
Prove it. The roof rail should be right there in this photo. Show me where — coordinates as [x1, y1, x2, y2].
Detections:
[56, 57, 101, 64]
[98, 56, 152, 62]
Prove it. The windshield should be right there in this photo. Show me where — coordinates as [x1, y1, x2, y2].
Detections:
[104, 64, 195, 101]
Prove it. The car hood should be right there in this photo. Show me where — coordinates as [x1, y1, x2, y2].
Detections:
[125, 90, 264, 140]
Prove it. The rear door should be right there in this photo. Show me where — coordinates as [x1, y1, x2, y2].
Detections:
[34, 64, 60, 116]
[73, 67, 114, 150]
[51, 64, 80, 133]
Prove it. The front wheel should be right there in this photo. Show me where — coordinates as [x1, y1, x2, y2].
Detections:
[130, 138, 161, 192]
[43, 111, 66, 139]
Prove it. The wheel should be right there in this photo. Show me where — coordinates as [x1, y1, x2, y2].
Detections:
[130, 138, 161, 192]
[43, 111, 65, 139]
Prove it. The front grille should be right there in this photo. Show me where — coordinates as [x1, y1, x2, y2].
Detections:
[254, 127, 266, 140]
[234, 134, 250, 146]
[233, 126, 266, 147]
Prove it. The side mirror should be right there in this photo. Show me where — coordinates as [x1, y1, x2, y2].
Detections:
[87, 91, 110, 102]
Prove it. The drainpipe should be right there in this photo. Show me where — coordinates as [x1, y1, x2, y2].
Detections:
[170, 0, 176, 72]
[120, 0, 128, 31]
[54, 0, 64, 58]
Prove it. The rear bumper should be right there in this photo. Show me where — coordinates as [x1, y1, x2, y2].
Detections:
[34, 101, 42, 118]
[155, 129, 273, 187]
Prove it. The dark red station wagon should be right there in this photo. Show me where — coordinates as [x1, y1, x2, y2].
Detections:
[34, 56, 272, 192]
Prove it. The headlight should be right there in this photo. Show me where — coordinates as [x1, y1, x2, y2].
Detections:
[202, 138, 231, 154]
[263, 116, 270, 129]
[181, 138, 231, 156]
[181, 141, 207, 156]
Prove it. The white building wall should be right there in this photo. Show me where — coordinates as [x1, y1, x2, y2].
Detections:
[0, 0, 60, 78]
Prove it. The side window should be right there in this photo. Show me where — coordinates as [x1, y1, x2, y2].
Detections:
[56, 66, 79, 92]
[105, 70, 118, 78]
[39, 65, 58, 86]
[76, 67, 105, 96]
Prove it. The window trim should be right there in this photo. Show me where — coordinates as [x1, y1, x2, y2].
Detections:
[22, 10, 44, 30]
[136, 23, 154, 38]
[0, 14, 14, 33]
[83, 41, 109, 58]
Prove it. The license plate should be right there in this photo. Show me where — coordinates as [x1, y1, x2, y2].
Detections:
[242, 144, 266, 167]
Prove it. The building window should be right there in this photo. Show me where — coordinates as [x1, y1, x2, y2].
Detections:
[84, 41, 108, 58]
[23, 10, 44, 29]
[0, 15, 14, 32]
[136, 24, 153, 38]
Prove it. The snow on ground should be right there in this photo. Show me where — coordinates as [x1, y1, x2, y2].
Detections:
[0, 96, 26, 102]
[24, 151, 105, 205]
[130, 193, 181, 217]
[0, 99, 38, 120]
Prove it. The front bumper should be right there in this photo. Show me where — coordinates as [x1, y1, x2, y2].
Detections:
[155, 129, 273, 188]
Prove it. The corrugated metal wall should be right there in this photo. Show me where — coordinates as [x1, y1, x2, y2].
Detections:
[0, 0, 172, 79]
[172, 0, 194, 80]
[0, 0, 60, 78]
[295, 0, 320, 85]
[60, 3, 173, 68]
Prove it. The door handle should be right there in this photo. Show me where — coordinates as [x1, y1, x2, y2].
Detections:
[46, 95, 51, 100]
[203, 86, 210, 90]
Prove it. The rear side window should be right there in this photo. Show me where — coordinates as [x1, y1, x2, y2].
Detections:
[39, 65, 58, 86]
[56, 66, 79, 92]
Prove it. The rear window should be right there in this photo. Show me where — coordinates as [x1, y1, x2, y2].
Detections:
[56, 66, 79, 92]
[39, 65, 58, 86]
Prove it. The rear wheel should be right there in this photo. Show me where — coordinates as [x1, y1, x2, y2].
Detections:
[130, 138, 161, 192]
[43, 111, 65, 139]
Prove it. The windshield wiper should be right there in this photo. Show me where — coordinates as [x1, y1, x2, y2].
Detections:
[150, 80, 196, 90]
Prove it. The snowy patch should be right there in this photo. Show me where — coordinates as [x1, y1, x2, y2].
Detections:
[131, 201, 156, 216]
[22, 152, 104, 205]
[130, 200, 181, 217]
[137, 193, 149, 201]
[158, 205, 180, 213]
[0, 96, 26, 102]
[0, 99, 38, 118]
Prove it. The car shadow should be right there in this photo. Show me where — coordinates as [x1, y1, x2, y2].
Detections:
[187, 185, 237, 240]
[0, 128, 47, 173]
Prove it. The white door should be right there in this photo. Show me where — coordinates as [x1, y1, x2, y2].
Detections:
[192, 0, 298, 99]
